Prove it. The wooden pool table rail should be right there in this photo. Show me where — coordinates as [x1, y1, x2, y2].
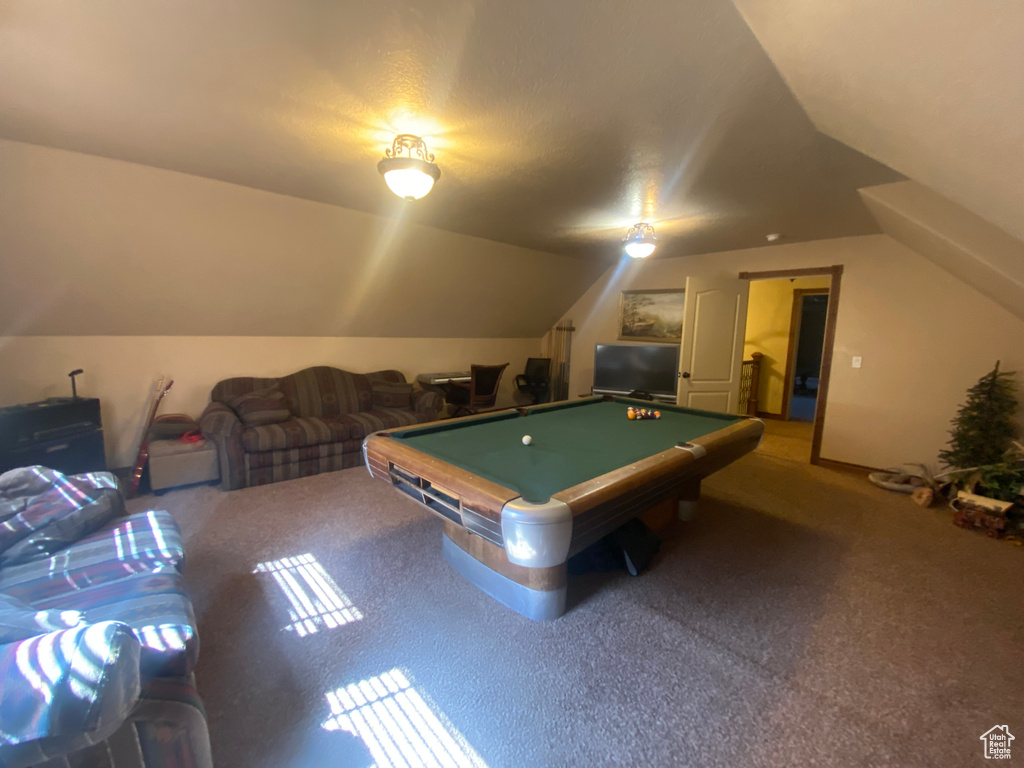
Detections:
[554, 417, 762, 556]
[364, 407, 763, 557]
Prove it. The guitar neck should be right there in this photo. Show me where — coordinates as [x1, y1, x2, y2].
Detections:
[126, 377, 173, 498]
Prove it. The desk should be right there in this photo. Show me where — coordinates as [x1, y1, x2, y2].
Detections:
[364, 396, 763, 619]
[415, 371, 470, 397]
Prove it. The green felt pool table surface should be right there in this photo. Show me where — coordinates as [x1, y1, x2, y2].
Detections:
[390, 398, 744, 503]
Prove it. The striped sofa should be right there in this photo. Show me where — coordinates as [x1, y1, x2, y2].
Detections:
[199, 366, 444, 490]
[0, 466, 210, 768]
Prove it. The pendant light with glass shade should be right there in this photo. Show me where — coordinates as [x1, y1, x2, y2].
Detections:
[623, 223, 657, 258]
[377, 134, 441, 200]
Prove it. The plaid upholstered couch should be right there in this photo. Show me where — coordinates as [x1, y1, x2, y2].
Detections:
[0, 466, 210, 768]
[199, 366, 444, 490]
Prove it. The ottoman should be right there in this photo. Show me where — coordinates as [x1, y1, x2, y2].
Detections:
[149, 438, 220, 494]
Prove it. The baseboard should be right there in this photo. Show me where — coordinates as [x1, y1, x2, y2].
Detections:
[814, 457, 880, 476]
[754, 411, 785, 420]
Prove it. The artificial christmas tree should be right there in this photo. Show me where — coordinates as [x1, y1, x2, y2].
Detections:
[941, 362, 1024, 540]
[940, 361, 1018, 470]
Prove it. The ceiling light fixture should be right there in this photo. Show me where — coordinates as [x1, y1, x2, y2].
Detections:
[377, 134, 441, 200]
[623, 223, 657, 258]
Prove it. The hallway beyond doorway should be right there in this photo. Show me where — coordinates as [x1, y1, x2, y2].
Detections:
[739, 264, 844, 466]
[756, 418, 814, 463]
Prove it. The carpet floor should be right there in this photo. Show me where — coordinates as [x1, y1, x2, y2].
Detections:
[128, 440, 1023, 768]
[754, 419, 814, 464]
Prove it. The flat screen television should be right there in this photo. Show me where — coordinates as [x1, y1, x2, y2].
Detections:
[593, 343, 680, 399]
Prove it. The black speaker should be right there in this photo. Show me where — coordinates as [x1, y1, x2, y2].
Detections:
[0, 398, 106, 475]
[0, 430, 106, 475]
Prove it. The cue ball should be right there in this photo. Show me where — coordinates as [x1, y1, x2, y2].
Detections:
[522, 435, 532, 445]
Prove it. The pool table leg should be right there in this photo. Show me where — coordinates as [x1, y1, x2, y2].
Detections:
[442, 521, 568, 621]
[677, 478, 702, 521]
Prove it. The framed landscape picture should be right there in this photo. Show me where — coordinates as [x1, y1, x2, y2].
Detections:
[618, 288, 686, 343]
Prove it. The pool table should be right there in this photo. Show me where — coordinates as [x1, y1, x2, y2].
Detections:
[363, 396, 763, 619]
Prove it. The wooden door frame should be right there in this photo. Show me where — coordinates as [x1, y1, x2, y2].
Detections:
[782, 288, 830, 421]
[737, 265, 843, 465]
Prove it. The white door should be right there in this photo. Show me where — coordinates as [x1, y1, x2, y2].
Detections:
[677, 276, 750, 413]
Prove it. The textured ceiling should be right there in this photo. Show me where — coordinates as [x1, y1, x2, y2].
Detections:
[733, 0, 1024, 243]
[0, 0, 901, 261]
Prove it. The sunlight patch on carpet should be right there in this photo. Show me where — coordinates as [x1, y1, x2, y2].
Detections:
[323, 667, 488, 768]
[253, 553, 362, 636]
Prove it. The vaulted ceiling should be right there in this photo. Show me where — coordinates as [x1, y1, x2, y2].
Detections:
[734, 0, 1024, 243]
[0, 0, 904, 262]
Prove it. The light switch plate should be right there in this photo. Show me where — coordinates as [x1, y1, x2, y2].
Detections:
[852, 356, 863, 368]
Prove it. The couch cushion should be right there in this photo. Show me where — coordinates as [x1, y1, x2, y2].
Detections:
[32, 568, 200, 678]
[365, 370, 410, 387]
[228, 388, 292, 427]
[210, 374, 283, 406]
[371, 381, 413, 409]
[0, 511, 186, 603]
[0, 467, 124, 567]
[148, 413, 201, 440]
[332, 409, 422, 441]
[283, 367, 371, 418]
[0, 465, 60, 502]
[241, 417, 355, 453]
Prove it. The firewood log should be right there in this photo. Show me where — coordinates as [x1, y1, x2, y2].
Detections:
[911, 487, 935, 507]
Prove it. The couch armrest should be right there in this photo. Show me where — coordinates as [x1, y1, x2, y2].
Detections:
[198, 402, 240, 439]
[199, 402, 245, 491]
[411, 389, 444, 421]
[0, 622, 141, 768]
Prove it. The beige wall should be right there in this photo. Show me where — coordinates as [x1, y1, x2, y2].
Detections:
[0, 336, 539, 468]
[0, 139, 600, 338]
[0, 140, 567, 470]
[560, 235, 1024, 469]
[743, 276, 831, 415]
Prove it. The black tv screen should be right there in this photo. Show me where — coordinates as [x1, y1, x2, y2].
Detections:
[593, 343, 680, 398]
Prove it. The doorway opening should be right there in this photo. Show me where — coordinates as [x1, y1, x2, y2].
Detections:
[738, 265, 843, 465]
[786, 290, 829, 423]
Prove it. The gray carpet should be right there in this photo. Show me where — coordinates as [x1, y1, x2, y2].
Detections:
[128, 441, 1023, 767]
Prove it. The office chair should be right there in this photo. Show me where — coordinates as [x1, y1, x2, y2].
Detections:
[445, 363, 509, 417]
[515, 357, 552, 404]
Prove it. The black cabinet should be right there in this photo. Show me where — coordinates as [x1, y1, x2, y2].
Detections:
[0, 398, 107, 475]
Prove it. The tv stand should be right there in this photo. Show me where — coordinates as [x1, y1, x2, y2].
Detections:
[590, 388, 676, 405]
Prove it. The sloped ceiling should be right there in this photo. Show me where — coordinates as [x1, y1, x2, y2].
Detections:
[0, 138, 604, 338]
[0, 0, 901, 264]
[733, 0, 1024, 243]
[860, 181, 1024, 322]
